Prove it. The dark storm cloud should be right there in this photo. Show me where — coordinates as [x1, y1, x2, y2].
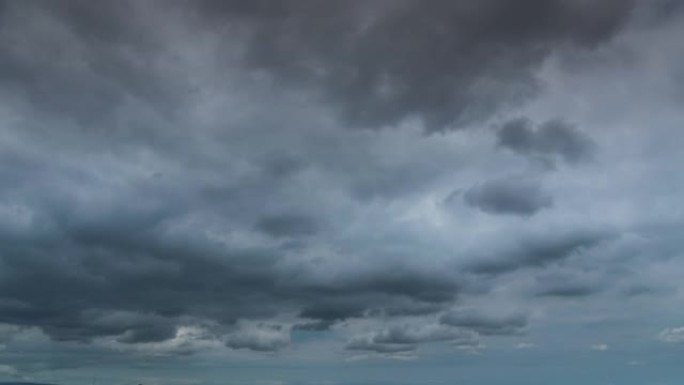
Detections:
[636, 0, 684, 23]
[0, 0, 647, 360]
[0, 0, 633, 134]
[0, 155, 462, 346]
[439, 310, 528, 336]
[199, 0, 633, 131]
[295, 270, 460, 322]
[497, 118, 596, 164]
[0, 0, 183, 138]
[462, 177, 553, 216]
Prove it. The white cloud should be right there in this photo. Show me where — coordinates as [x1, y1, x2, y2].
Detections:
[225, 324, 291, 352]
[591, 344, 609, 351]
[658, 327, 684, 343]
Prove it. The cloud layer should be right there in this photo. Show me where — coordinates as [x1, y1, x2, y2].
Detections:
[1, 1, 684, 383]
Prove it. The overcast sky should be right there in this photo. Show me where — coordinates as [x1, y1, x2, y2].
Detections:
[1, 1, 684, 385]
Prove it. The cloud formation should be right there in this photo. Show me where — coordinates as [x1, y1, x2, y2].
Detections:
[345, 323, 479, 354]
[0, 0, 633, 133]
[225, 325, 290, 352]
[497, 118, 596, 165]
[465, 229, 613, 275]
[0, 1, 683, 382]
[462, 177, 553, 216]
[215, 0, 633, 131]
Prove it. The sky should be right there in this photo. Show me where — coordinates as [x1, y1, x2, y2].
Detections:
[1, 1, 684, 384]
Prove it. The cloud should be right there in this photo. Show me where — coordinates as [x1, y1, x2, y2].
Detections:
[110, 325, 223, 357]
[0, 364, 18, 377]
[465, 229, 613, 275]
[658, 327, 684, 343]
[202, 0, 633, 131]
[292, 320, 336, 332]
[345, 337, 417, 354]
[225, 325, 290, 352]
[462, 177, 553, 216]
[298, 303, 368, 323]
[116, 323, 178, 344]
[0, 0, 682, 376]
[345, 323, 479, 354]
[532, 271, 604, 298]
[372, 324, 478, 346]
[0, 1, 632, 134]
[255, 213, 320, 238]
[497, 118, 596, 165]
[439, 309, 528, 336]
[591, 344, 609, 351]
[535, 283, 601, 298]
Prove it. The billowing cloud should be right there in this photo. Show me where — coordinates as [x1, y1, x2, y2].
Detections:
[0, 0, 683, 383]
[497, 118, 596, 165]
[0, 0, 634, 133]
[200, 0, 633, 131]
[225, 324, 290, 352]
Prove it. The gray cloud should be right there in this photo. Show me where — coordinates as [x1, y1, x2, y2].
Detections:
[532, 271, 604, 298]
[345, 323, 478, 354]
[462, 177, 553, 216]
[497, 118, 596, 164]
[201, 0, 633, 131]
[255, 213, 320, 238]
[0, 1, 681, 378]
[0, 155, 465, 344]
[439, 310, 528, 336]
[299, 303, 367, 323]
[465, 229, 613, 275]
[292, 320, 336, 332]
[0, 0, 634, 135]
[535, 283, 600, 298]
[372, 324, 478, 345]
[225, 325, 290, 352]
